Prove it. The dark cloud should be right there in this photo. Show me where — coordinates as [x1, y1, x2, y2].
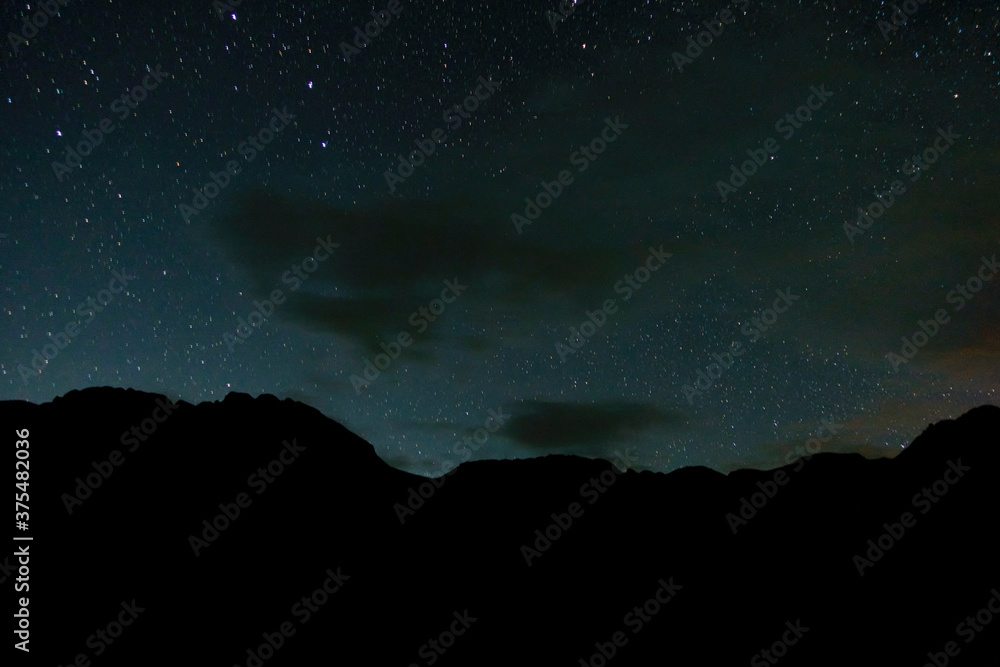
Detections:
[505, 400, 686, 449]
[197, 187, 651, 354]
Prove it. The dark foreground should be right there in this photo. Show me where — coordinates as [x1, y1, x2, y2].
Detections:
[2, 388, 998, 665]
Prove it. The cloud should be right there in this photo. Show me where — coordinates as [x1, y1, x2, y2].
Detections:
[504, 400, 686, 449]
[198, 187, 646, 354]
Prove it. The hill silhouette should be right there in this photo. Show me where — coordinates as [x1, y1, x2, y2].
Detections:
[2, 388, 997, 665]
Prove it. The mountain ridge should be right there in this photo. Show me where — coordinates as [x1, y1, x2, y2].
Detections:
[2, 388, 997, 665]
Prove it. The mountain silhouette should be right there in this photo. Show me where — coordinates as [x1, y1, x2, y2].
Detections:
[2, 388, 997, 665]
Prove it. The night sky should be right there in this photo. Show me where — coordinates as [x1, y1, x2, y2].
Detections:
[2, 0, 998, 477]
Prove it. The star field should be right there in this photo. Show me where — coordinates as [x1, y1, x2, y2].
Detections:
[2, 0, 998, 476]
